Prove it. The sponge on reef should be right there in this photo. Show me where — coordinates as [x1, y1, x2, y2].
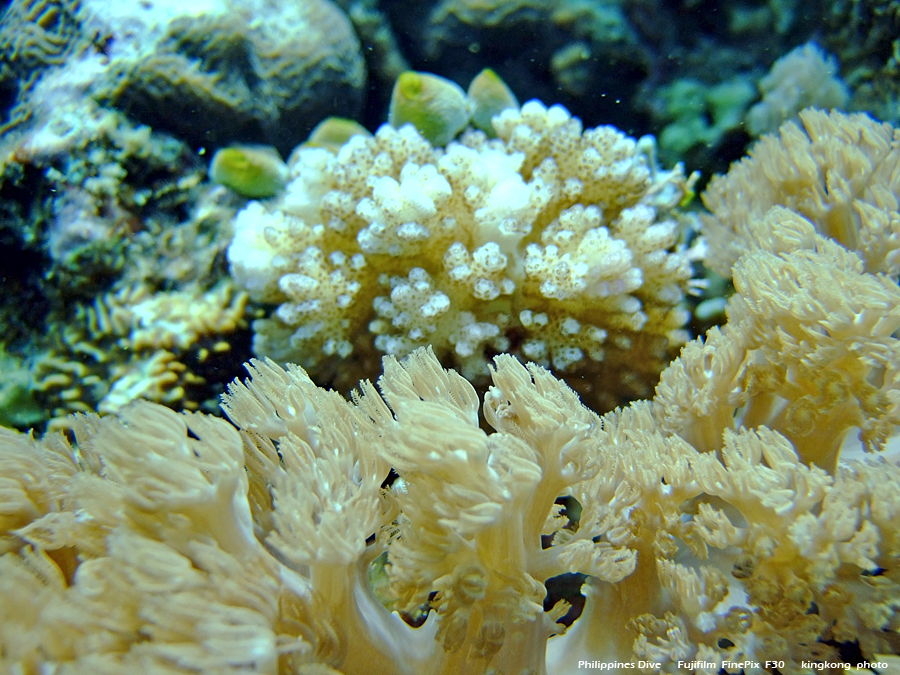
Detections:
[389, 71, 470, 147]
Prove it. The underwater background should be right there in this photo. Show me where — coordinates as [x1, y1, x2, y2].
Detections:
[2, 1, 900, 673]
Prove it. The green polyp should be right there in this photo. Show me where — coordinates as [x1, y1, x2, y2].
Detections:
[467, 68, 519, 136]
[388, 70, 470, 146]
[304, 117, 371, 153]
[210, 145, 287, 198]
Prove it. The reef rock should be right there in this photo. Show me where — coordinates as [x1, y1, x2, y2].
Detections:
[92, 0, 366, 153]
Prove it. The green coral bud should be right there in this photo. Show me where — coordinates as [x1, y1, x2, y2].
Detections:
[679, 185, 697, 208]
[304, 117, 371, 153]
[209, 145, 288, 198]
[388, 71, 470, 146]
[467, 68, 519, 136]
[0, 350, 43, 430]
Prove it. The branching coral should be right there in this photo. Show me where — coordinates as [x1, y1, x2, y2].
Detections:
[229, 100, 699, 410]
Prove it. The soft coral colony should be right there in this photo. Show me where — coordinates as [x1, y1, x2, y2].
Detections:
[2, 106, 900, 673]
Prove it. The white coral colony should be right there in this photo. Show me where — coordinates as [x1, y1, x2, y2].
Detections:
[228, 82, 698, 409]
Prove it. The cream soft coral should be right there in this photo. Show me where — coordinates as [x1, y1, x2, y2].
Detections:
[702, 108, 900, 278]
[3, 335, 898, 673]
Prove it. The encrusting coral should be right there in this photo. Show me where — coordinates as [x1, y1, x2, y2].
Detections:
[27, 280, 248, 428]
[229, 95, 700, 410]
[97, 0, 366, 154]
[0, 165, 247, 430]
[0, 0, 87, 126]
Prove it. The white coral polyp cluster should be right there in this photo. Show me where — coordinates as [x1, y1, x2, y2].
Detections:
[228, 100, 696, 404]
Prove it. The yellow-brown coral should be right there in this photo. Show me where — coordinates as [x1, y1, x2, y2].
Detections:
[658, 209, 900, 471]
[30, 281, 247, 427]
